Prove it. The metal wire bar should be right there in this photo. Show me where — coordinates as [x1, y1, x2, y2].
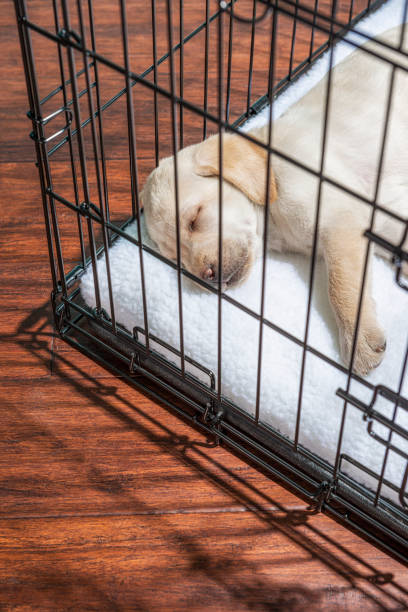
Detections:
[151, 0, 160, 166]
[225, 0, 234, 122]
[60, 0, 102, 314]
[336, 388, 408, 447]
[348, 0, 355, 23]
[38, 61, 94, 107]
[308, 0, 319, 60]
[203, 0, 210, 139]
[14, 1, 58, 291]
[289, 0, 299, 79]
[179, 0, 184, 148]
[87, 0, 112, 246]
[339, 453, 408, 501]
[255, 7, 277, 424]
[77, 0, 117, 332]
[246, 0, 257, 114]
[52, 0, 86, 270]
[293, 0, 338, 450]
[133, 326, 216, 389]
[119, 0, 150, 352]
[217, 3, 225, 405]
[166, 0, 186, 375]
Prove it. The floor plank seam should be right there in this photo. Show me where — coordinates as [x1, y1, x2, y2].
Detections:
[49, 331, 56, 376]
[0, 504, 307, 521]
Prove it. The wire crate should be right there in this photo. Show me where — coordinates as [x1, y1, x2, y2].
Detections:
[15, 0, 408, 562]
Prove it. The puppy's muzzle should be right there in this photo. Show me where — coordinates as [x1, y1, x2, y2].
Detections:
[200, 257, 250, 288]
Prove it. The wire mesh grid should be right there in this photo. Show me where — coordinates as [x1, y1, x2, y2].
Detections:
[15, 0, 408, 562]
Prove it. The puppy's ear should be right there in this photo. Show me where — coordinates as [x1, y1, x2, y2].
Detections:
[194, 132, 277, 206]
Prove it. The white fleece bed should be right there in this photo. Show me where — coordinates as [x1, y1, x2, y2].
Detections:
[81, 0, 408, 507]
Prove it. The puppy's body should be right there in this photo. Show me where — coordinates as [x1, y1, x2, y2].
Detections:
[269, 25, 408, 256]
[142, 24, 408, 376]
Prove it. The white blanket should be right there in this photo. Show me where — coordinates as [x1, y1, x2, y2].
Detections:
[81, 0, 408, 507]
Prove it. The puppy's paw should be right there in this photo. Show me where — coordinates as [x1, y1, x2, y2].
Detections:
[339, 318, 386, 376]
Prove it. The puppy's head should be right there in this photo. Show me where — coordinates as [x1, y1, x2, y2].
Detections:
[142, 131, 277, 288]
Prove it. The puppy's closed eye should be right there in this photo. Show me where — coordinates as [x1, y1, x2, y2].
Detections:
[189, 206, 202, 232]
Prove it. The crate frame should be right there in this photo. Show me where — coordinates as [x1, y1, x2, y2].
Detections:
[14, 0, 408, 563]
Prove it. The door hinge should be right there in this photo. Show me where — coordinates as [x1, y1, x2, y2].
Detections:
[308, 479, 337, 513]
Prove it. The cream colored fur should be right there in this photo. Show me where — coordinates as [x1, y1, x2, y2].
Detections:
[142, 24, 408, 376]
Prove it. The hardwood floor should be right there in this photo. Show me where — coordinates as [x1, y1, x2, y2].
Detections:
[1, 0, 407, 610]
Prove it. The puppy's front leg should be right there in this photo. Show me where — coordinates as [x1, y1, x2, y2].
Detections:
[322, 223, 386, 376]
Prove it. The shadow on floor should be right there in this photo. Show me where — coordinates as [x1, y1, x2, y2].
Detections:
[1, 300, 407, 611]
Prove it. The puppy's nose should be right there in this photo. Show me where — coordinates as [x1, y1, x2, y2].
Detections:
[202, 264, 216, 282]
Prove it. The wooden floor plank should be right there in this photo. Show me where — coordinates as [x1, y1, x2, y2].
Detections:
[0, 377, 305, 517]
[0, 512, 407, 611]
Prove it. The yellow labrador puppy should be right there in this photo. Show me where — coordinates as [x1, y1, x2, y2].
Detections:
[142, 24, 408, 376]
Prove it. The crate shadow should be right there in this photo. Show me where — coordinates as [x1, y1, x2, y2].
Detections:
[2, 300, 407, 611]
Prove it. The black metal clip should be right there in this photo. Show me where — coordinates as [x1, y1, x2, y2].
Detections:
[202, 402, 224, 427]
[129, 351, 140, 376]
[308, 479, 336, 513]
[58, 28, 82, 45]
[199, 403, 224, 446]
[91, 307, 111, 323]
[80, 201, 103, 219]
